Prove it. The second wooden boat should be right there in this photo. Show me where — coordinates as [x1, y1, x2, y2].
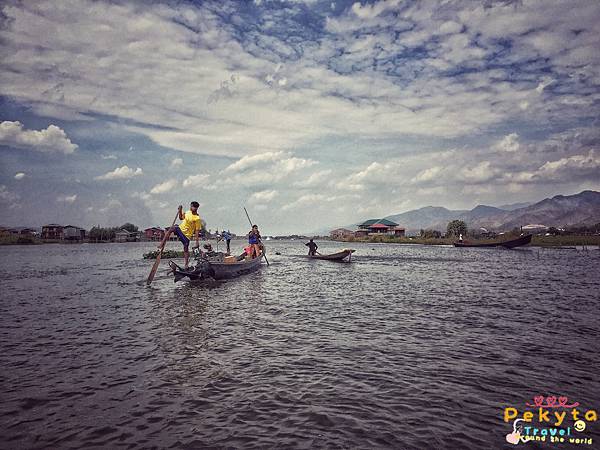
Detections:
[307, 249, 355, 261]
[453, 234, 532, 248]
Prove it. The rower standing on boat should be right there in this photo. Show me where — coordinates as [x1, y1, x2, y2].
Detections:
[248, 225, 262, 258]
[222, 229, 232, 254]
[305, 238, 318, 256]
[172, 201, 201, 270]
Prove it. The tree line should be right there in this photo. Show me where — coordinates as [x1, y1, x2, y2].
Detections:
[88, 223, 138, 241]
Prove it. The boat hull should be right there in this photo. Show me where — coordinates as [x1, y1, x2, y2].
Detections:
[453, 234, 532, 248]
[306, 249, 355, 261]
[169, 254, 264, 282]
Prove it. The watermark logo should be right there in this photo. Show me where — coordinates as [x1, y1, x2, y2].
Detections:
[503, 396, 596, 445]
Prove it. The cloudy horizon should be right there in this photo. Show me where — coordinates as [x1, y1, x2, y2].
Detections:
[1, 0, 599, 235]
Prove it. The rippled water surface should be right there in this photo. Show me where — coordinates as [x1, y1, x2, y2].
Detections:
[1, 241, 599, 449]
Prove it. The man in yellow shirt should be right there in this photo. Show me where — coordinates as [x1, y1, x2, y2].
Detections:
[173, 201, 201, 269]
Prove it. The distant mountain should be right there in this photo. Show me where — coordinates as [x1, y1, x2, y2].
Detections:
[472, 190, 600, 230]
[313, 190, 600, 235]
[384, 206, 467, 232]
[497, 201, 533, 211]
[383, 190, 599, 233]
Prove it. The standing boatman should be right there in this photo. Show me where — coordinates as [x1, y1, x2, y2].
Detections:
[172, 201, 201, 269]
[222, 229, 232, 254]
[305, 238, 318, 256]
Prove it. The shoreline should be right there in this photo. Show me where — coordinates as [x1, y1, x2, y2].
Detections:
[2, 235, 599, 248]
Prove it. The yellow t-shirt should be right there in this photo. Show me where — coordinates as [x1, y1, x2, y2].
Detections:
[179, 210, 201, 239]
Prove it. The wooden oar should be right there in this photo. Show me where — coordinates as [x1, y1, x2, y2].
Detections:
[244, 207, 269, 266]
[146, 210, 180, 285]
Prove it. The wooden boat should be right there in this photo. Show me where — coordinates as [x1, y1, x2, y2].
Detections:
[169, 253, 264, 282]
[306, 249, 355, 261]
[498, 233, 532, 248]
[453, 234, 532, 249]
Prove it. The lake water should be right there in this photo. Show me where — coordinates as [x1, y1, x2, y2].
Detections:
[1, 241, 599, 449]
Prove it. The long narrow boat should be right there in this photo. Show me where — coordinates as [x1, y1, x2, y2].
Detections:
[453, 234, 532, 249]
[306, 249, 355, 261]
[499, 234, 533, 248]
[169, 254, 264, 282]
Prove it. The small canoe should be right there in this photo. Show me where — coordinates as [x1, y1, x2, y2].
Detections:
[307, 249, 355, 261]
[453, 234, 532, 249]
[169, 253, 264, 282]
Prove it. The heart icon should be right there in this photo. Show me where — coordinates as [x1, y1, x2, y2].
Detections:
[506, 431, 521, 445]
[534, 396, 544, 406]
[559, 396, 568, 406]
[546, 396, 557, 406]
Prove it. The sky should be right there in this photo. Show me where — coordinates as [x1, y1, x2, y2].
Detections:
[1, 0, 599, 235]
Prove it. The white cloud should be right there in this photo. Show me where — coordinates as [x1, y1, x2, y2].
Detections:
[249, 189, 278, 204]
[170, 157, 183, 168]
[223, 151, 286, 173]
[459, 161, 497, 183]
[57, 194, 77, 203]
[495, 133, 520, 153]
[412, 166, 442, 184]
[293, 169, 333, 188]
[95, 165, 143, 180]
[101, 154, 117, 160]
[222, 151, 316, 186]
[182, 173, 210, 188]
[0, 185, 20, 204]
[14, 172, 26, 180]
[150, 179, 178, 194]
[131, 191, 151, 201]
[0, 121, 77, 154]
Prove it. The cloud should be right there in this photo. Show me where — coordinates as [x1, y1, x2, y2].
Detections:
[222, 151, 316, 186]
[495, 133, 520, 153]
[223, 151, 286, 173]
[0, 121, 77, 154]
[459, 161, 497, 183]
[95, 165, 143, 180]
[293, 169, 333, 187]
[529, 150, 600, 183]
[131, 191, 151, 201]
[57, 194, 77, 203]
[182, 173, 210, 187]
[101, 154, 117, 160]
[14, 172, 26, 180]
[150, 179, 178, 194]
[249, 189, 278, 204]
[170, 157, 183, 168]
[0, 185, 20, 204]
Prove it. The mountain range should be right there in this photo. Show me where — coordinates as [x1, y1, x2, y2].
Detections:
[382, 190, 600, 233]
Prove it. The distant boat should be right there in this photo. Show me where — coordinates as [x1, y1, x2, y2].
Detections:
[453, 234, 532, 249]
[306, 249, 355, 261]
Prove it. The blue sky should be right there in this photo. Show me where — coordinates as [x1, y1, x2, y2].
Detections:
[1, 0, 599, 235]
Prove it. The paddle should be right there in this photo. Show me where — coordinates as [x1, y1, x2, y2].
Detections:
[146, 209, 180, 285]
[244, 207, 270, 266]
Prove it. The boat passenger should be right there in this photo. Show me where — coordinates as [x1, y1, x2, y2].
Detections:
[172, 201, 201, 269]
[248, 225, 262, 258]
[459, 233, 463, 243]
[305, 238, 318, 256]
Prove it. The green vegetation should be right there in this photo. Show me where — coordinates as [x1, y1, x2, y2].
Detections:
[532, 234, 600, 247]
[143, 249, 184, 259]
[89, 223, 139, 241]
[0, 233, 40, 245]
[446, 220, 467, 237]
